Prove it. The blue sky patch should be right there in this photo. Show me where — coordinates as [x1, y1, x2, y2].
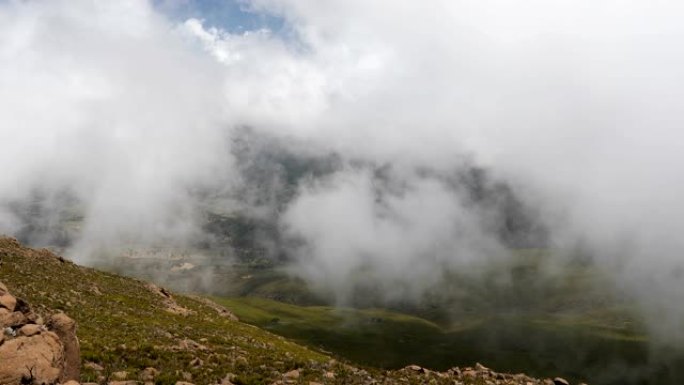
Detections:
[153, 0, 286, 34]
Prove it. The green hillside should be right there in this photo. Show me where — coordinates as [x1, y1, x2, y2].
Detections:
[0, 237, 568, 385]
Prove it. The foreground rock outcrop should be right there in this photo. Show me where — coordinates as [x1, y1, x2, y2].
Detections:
[0, 280, 80, 385]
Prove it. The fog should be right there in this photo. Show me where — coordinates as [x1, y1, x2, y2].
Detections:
[2, 0, 684, 343]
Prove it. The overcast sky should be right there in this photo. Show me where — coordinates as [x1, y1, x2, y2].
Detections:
[2, 0, 684, 340]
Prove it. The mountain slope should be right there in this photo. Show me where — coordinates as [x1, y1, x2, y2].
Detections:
[0, 237, 568, 385]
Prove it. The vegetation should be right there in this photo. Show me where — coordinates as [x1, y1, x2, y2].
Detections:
[5, 235, 684, 384]
[2, 236, 580, 385]
[0, 238, 331, 384]
[216, 296, 682, 385]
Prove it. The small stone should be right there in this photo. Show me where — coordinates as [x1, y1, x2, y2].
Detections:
[18, 323, 42, 336]
[324, 371, 335, 379]
[553, 378, 570, 385]
[0, 311, 27, 328]
[63, 381, 81, 385]
[283, 369, 300, 379]
[141, 367, 159, 381]
[0, 294, 17, 312]
[85, 361, 104, 371]
[111, 371, 128, 380]
[221, 373, 236, 385]
[462, 370, 476, 379]
[175, 382, 195, 385]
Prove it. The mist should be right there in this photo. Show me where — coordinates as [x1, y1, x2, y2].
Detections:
[2, 0, 684, 345]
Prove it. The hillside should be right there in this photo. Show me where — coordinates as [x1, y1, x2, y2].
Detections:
[0, 237, 577, 385]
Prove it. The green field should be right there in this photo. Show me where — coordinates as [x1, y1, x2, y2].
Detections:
[216, 296, 684, 385]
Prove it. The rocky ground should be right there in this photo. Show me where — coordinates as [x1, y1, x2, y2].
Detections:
[0, 237, 585, 385]
[1, 279, 79, 384]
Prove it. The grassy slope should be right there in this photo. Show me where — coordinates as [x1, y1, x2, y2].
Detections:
[215, 297, 684, 385]
[6, 237, 568, 385]
[6, 236, 684, 385]
[0, 237, 334, 385]
[82, 245, 681, 385]
[216, 297, 445, 369]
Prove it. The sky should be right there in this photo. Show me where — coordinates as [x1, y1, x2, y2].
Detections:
[153, 0, 285, 33]
[2, 0, 684, 343]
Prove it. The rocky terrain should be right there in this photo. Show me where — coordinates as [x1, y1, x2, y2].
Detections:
[0, 279, 79, 384]
[0, 237, 583, 385]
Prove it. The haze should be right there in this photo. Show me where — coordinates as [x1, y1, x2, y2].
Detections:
[1, 0, 684, 343]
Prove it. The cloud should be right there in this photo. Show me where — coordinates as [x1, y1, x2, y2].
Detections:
[0, 0, 234, 258]
[280, 167, 507, 304]
[2, 0, 684, 341]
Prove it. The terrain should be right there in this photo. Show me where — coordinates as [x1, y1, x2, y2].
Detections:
[1, 237, 575, 385]
[91, 245, 684, 385]
[4, 146, 683, 384]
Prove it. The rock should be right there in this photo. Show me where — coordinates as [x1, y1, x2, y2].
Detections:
[63, 381, 81, 385]
[90, 285, 103, 296]
[553, 378, 570, 385]
[48, 312, 81, 382]
[221, 373, 236, 385]
[407, 365, 423, 372]
[0, 310, 26, 328]
[0, 281, 8, 294]
[111, 371, 128, 380]
[0, 282, 83, 385]
[0, 293, 15, 311]
[188, 295, 239, 321]
[108, 382, 138, 385]
[175, 382, 195, 385]
[283, 369, 300, 379]
[178, 338, 207, 351]
[18, 323, 43, 336]
[146, 284, 193, 315]
[0, 331, 64, 385]
[140, 367, 159, 382]
[323, 371, 335, 379]
[84, 361, 104, 371]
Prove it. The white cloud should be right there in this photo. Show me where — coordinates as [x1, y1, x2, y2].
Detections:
[3, 0, 684, 339]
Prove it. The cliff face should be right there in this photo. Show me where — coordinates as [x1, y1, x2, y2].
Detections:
[0, 238, 576, 385]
